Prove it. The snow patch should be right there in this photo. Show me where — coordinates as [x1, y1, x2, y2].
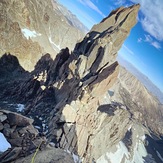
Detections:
[49, 37, 61, 51]
[141, 135, 146, 141]
[16, 104, 25, 112]
[132, 141, 147, 163]
[21, 28, 41, 39]
[39, 117, 43, 121]
[97, 141, 129, 163]
[128, 125, 132, 131]
[97, 140, 150, 163]
[48, 25, 61, 52]
[34, 126, 41, 130]
[0, 132, 11, 152]
[72, 153, 82, 163]
[65, 149, 82, 163]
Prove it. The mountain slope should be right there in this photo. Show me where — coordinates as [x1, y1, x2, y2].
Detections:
[118, 55, 163, 104]
[0, 0, 85, 71]
[53, 0, 89, 33]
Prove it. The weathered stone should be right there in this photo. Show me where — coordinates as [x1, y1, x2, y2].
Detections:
[3, 123, 10, 129]
[7, 112, 33, 127]
[8, 138, 23, 147]
[10, 131, 20, 139]
[61, 104, 77, 123]
[0, 147, 22, 163]
[13, 147, 74, 163]
[3, 128, 12, 137]
[0, 0, 85, 71]
[18, 125, 38, 137]
[0, 114, 7, 122]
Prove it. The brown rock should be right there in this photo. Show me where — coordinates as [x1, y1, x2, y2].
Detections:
[0, 0, 85, 71]
[7, 112, 33, 127]
[0, 147, 22, 163]
[8, 138, 23, 147]
[14, 147, 74, 163]
[10, 131, 20, 139]
[18, 125, 38, 137]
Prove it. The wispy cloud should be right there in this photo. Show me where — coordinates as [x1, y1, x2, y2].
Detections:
[114, 0, 126, 6]
[137, 38, 142, 43]
[130, 0, 163, 41]
[123, 44, 134, 55]
[77, 0, 106, 17]
[137, 35, 161, 49]
[144, 35, 161, 49]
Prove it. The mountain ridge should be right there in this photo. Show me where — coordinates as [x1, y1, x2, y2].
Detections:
[117, 55, 163, 104]
[0, 0, 86, 71]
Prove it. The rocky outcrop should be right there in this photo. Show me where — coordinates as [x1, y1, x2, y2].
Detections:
[0, 0, 85, 71]
[0, 110, 43, 162]
[14, 147, 75, 163]
[0, 110, 75, 163]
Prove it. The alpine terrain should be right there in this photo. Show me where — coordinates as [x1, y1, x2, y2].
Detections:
[0, 1, 163, 163]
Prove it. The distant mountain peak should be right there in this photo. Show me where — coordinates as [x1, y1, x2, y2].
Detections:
[117, 55, 163, 104]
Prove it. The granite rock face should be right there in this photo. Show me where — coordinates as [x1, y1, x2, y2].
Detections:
[0, 0, 85, 71]
[1, 3, 163, 163]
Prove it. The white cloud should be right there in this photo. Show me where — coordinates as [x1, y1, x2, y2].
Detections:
[77, 0, 106, 17]
[151, 42, 161, 49]
[137, 38, 142, 43]
[144, 34, 152, 42]
[123, 44, 134, 55]
[114, 0, 126, 6]
[130, 0, 163, 41]
[144, 35, 161, 49]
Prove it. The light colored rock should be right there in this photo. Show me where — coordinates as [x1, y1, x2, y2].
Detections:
[0, 114, 7, 122]
[61, 104, 77, 123]
[13, 147, 74, 163]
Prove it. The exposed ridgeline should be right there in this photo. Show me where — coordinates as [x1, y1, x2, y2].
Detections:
[0, 0, 85, 71]
[110, 66, 163, 133]
[1, 4, 163, 163]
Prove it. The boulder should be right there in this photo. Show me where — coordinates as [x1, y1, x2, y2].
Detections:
[0, 114, 7, 122]
[13, 146, 74, 163]
[7, 112, 33, 127]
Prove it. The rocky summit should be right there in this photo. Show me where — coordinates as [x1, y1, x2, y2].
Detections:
[0, 2, 163, 163]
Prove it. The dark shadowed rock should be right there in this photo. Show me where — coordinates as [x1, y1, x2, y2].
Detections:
[7, 112, 33, 127]
[0, 122, 4, 130]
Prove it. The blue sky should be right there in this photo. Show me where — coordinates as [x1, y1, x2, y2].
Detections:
[58, 0, 163, 92]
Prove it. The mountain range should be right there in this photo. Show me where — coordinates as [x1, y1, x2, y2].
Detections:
[118, 55, 163, 104]
[0, 0, 87, 71]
